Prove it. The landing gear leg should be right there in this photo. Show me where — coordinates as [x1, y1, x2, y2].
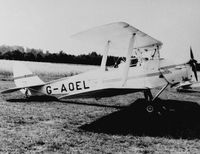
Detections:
[144, 83, 169, 114]
[144, 89, 154, 113]
[152, 83, 169, 101]
[144, 89, 153, 101]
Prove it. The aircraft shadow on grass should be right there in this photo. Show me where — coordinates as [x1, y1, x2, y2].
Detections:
[7, 95, 59, 102]
[7, 96, 124, 109]
[7, 96, 200, 139]
[80, 98, 200, 139]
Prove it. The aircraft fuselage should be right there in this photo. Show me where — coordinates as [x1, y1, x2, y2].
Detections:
[28, 59, 192, 99]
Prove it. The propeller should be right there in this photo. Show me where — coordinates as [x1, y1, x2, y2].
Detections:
[188, 47, 198, 81]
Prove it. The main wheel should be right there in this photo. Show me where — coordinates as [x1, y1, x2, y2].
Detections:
[146, 105, 154, 113]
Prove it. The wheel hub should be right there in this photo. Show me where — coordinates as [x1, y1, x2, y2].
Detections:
[146, 105, 154, 113]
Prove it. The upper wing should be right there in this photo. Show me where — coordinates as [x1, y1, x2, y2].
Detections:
[1, 83, 45, 94]
[72, 22, 162, 56]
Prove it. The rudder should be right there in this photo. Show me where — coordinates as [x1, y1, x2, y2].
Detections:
[13, 62, 44, 95]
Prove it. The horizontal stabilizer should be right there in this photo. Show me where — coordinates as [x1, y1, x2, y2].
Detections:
[1, 83, 45, 94]
[1, 87, 23, 94]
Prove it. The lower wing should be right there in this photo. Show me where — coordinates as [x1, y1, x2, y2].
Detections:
[176, 81, 200, 89]
[175, 81, 192, 89]
[58, 88, 146, 99]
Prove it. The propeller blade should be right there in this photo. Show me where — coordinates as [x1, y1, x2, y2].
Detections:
[190, 46, 194, 59]
[192, 63, 198, 81]
[188, 46, 198, 81]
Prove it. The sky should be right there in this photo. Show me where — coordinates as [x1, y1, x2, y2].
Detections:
[0, 0, 199, 62]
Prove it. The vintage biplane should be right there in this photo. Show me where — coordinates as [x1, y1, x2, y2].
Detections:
[1, 22, 199, 113]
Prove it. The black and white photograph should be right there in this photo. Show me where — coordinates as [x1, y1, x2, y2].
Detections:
[0, 0, 200, 153]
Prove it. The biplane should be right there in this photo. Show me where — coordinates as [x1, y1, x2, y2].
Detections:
[1, 22, 199, 113]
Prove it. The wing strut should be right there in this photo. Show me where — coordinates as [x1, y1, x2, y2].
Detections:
[122, 33, 136, 86]
[101, 40, 111, 71]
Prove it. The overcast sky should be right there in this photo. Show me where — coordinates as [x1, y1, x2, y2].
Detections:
[0, 0, 199, 62]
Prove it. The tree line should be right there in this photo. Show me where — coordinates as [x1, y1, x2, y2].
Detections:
[0, 45, 118, 66]
[0, 45, 199, 70]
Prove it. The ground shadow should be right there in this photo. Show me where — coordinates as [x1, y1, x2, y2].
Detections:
[7, 96, 124, 109]
[80, 98, 200, 139]
[7, 95, 59, 102]
[58, 100, 125, 109]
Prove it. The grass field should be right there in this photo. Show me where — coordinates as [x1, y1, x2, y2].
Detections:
[0, 60, 200, 153]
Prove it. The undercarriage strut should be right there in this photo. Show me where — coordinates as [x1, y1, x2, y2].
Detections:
[144, 83, 170, 113]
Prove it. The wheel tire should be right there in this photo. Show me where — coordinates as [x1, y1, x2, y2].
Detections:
[146, 105, 154, 113]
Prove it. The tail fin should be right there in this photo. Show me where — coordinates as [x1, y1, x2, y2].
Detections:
[13, 62, 44, 88]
